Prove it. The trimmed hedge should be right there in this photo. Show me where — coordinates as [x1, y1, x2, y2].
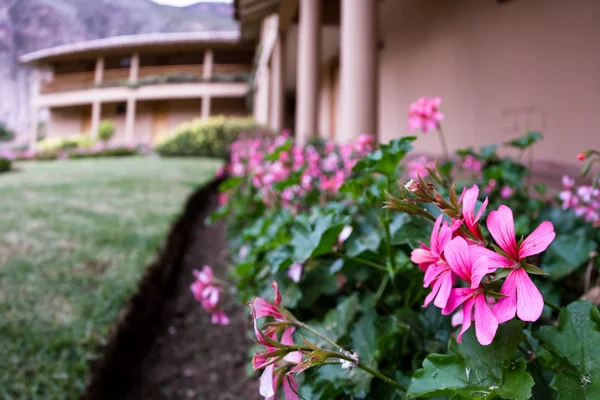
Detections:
[155, 116, 263, 158]
[37, 134, 95, 153]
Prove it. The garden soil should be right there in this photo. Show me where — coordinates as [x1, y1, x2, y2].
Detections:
[85, 180, 260, 400]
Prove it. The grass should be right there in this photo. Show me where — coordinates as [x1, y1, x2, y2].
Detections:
[0, 156, 221, 399]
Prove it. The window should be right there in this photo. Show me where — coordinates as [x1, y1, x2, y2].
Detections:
[116, 103, 127, 115]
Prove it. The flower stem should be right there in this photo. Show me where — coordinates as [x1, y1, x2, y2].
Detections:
[333, 252, 388, 272]
[296, 321, 344, 351]
[328, 350, 407, 392]
[544, 299, 561, 313]
[436, 125, 450, 161]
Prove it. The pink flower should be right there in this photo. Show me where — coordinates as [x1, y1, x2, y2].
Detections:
[411, 215, 452, 271]
[249, 281, 286, 321]
[256, 327, 301, 399]
[215, 166, 226, 178]
[287, 263, 303, 283]
[407, 96, 444, 133]
[462, 155, 482, 172]
[483, 179, 496, 194]
[481, 205, 555, 323]
[190, 266, 229, 325]
[218, 192, 229, 206]
[562, 175, 575, 189]
[441, 237, 498, 346]
[407, 156, 435, 179]
[500, 186, 514, 199]
[459, 185, 488, 242]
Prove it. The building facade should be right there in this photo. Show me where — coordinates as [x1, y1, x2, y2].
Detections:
[237, 0, 600, 166]
[20, 32, 254, 146]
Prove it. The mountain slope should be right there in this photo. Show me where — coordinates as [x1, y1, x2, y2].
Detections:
[0, 0, 237, 138]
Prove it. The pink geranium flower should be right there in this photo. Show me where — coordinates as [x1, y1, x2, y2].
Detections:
[249, 281, 286, 321]
[190, 266, 229, 325]
[441, 237, 498, 346]
[287, 263, 303, 283]
[407, 96, 444, 133]
[256, 327, 301, 399]
[481, 205, 555, 323]
[411, 215, 452, 271]
[459, 184, 488, 242]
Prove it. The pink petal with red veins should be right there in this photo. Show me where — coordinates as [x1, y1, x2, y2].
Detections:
[423, 263, 447, 287]
[430, 215, 444, 256]
[423, 276, 443, 307]
[433, 270, 453, 309]
[457, 298, 475, 343]
[493, 270, 518, 324]
[451, 308, 464, 327]
[462, 185, 480, 226]
[474, 196, 489, 225]
[251, 297, 282, 319]
[271, 281, 282, 305]
[515, 268, 544, 322]
[470, 256, 489, 289]
[259, 364, 275, 398]
[442, 287, 474, 315]
[444, 237, 472, 282]
[518, 221, 556, 259]
[486, 205, 518, 260]
[281, 327, 296, 346]
[470, 245, 511, 271]
[474, 294, 499, 346]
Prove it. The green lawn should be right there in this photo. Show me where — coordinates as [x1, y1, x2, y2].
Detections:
[0, 157, 221, 399]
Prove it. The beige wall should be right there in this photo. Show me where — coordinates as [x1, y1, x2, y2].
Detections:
[377, 0, 600, 163]
[212, 97, 248, 117]
[47, 106, 85, 138]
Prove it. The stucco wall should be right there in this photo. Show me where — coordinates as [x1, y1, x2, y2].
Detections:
[47, 106, 84, 138]
[377, 0, 600, 163]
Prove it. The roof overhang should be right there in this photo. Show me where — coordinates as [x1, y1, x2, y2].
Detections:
[234, 0, 299, 39]
[19, 31, 246, 64]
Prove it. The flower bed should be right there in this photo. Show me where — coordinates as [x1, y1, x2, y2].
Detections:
[203, 98, 600, 399]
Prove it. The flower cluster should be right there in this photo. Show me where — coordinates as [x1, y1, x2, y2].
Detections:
[0, 148, 16, 161]
[559, 175, 600, 226]
[220, 133, 375, 212]
[410, 184, 556, 345]
[407, 96, 444, 133]
[190, 266, 229, 325]
[406, 156, 436, 179]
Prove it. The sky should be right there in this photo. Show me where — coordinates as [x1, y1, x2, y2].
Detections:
[151, 0, 232, 6]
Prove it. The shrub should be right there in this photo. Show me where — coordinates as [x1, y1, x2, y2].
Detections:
[0, 123, 14, 142]
[207, 97, 600, 399]
[155, 116, 262, 158]
[0, 157, 11, 173]
[98, 120, 116, 142]
[37, 134, 95, 153]
[68, 145, 139, 159]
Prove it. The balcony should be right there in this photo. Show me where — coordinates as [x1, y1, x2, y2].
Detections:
[40, 64, 253, 94]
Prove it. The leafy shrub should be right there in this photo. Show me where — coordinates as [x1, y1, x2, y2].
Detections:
[67, 145, 140, 159]
[206, 97, 600, 399]
[155, 116, 262, 158]
[0, 123, 14, 142]
[37, 134, 94, 153]
[0, 157, 11, 173]
[98, 120, 116, 142]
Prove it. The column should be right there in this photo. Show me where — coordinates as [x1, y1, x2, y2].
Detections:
[201, 96, 211, 119]
[338, 0, 378, 143]
[203, 49, 214, 81]
[295, 0, 320, 145]
[90, 101, 101, 138]
[30, 106, 39, 148]
[125, 97, 136, 143]
[129, 53, 140, 83]
[94, 56, 104, 85]
[269, 33, 285, 132]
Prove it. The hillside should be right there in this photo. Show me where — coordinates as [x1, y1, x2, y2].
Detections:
[0, 0, 237, 138]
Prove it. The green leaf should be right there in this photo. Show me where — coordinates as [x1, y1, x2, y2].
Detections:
[305, 293, 360, 346]
[408, 320, 533, 399]
[537, 301, 600, 399]
[265, 138, 292, 161]
[345, 215, 382, 257]
[505, 130, 543, 150]
[218, 176, 242, 191]
[542, 232, 596, 280]
[390, 215, 430, 248]
[265, 245, 293, 273]
[522, 263, 550, 276]
[352, 137, 416, 176]
[351, 309, 378, 365]
[291, 215, 345, 263]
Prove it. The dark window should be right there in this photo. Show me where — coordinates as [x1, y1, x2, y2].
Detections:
[116, 103, 127, 114]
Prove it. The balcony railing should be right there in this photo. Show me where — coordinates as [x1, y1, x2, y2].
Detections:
[40, 64, 252, 94]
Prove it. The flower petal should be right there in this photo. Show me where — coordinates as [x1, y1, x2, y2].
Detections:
[457, 298, 475, 343]
[250, 297, 282, 320]
[470, 256, 489, 289]
[423, 275, 443, 307]
[470, 245, 511, 271]
[411, 248, 437, 265]
[462, 185, 480, 227]
[433, 270, 453, 309]
[423, 262, 447, 288]
[259, 364, 275, 398]
[474, 294, 499, 346]
[518, 221, 556, 259]
[515, 268, 544, 322]
[444, 237, 472, 282]
[430, 215, 444, 256]
[442, 287, 474, 315]
[486, 205, 518, 260]
[283, 373, 300, 400]
[493, 270, 518, 324]
[271, 281, 282, 305]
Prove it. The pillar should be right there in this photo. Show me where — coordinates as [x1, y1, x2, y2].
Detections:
[90, 101, 101, 138]
[201, 96, 211, 119]
[203, 49, 214, 81]
[125, 97, 136, 143]
[269, 34, 285, 132]
[94, 57, 104, 85]
[129, 53, 140, 83]
[30, 107, 39, 148]
[295, 0, 320, 145]
[338, 0, 378, 142]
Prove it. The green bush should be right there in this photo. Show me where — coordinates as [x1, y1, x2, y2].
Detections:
[98, 120, 116, 142]
[0, 123, 14, 142]
[0, 157, 11, 173]
[37, 134, 95, 153]
[155, 116, 262, 158]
